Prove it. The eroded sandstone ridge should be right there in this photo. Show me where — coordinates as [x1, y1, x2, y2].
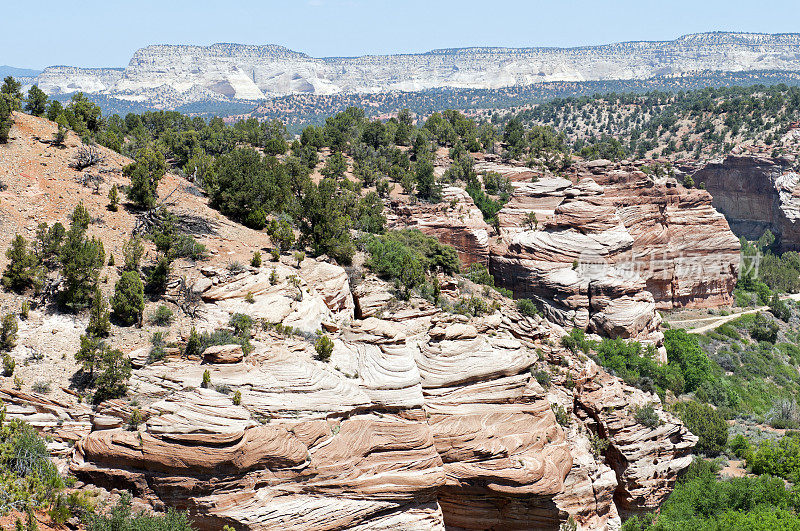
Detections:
[482, 159, 739, 343]
[3, 262, 697, 530]
[692, 155, 800, 252]
[28, 33, 800, 108]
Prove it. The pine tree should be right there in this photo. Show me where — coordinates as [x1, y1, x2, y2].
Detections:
[53, 114, 68, 146]
[111, 271, 144, 326]
[58, 205, 105, 311]
[122, 236, 144, 272]
[75, 334, 103, 376]
[93, 346, 131, 402]
[1, 235, 38, 292]
[24, 85, 47, 117]
[0, 313, 18, 352]
[1, 76, 23, 110]
[86, 288, 111, 337]
[107, 184, 119, 212]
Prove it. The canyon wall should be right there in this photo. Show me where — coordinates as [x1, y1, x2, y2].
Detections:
[692, 155, 800, 252]
[483, 159, 739, 340]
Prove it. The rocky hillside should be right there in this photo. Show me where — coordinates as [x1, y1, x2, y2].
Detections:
[0, 113, 708, 529]
[28, 32, 800, 109]
[385, 155, 741, 353]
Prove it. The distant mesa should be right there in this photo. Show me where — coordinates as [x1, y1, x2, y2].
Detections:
[0, 65, 43, 79]
[21, 32, 800, 110]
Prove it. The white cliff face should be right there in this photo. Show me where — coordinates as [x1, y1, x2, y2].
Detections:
[31, 33, 800, 107]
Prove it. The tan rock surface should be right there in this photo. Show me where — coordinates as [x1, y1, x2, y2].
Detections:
[387, 186, 491, 266]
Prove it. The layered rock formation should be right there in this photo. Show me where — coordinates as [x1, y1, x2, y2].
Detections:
[692, 155, 800, 252]
[30, 33, 800, 108]
[387, 186, 491, 267]
[581, 160, 741, 309]
[56, 261, 695, 530]
[485, 160, 739, 340]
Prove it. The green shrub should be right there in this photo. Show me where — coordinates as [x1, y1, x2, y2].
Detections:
[729, 433, 751, 458]
[746, 432, 800, 482]
[84, 493, 193, 531]
[2, 235, 38, 292]
[145, 255, 170, 295]
[2, 352, 15, 376]
[107, 184, 119, 212]
[184, 327, 202, 358]
[146, 209, 207, 261]
[551, 404, 570, 427]
[589, 433, 609, 459]
[769, 293, 792, 321]
[464, 262, 494, 286]
[315, 335, 334, 362]
[364, 230, 460, 284]
[0, 413, 64, 512]
[229, 313, 254, 338]
[86, 288, 111, 338]
[201, 369, 211, 389]
[663, 328, 713, 392]
[517, 298, 540, 317]
[453, 295, 494, 317]
[633, 405, 661, 428]
[293, 251, 305, 268]
[250, 251, 262, 268]
[0, 313, 18, 351]
[267, 217, 296, 253]
[92, 347, 131, 403]
[127, 408, 143, 431]
[112, 271, 145, 326]
[366, 237, 425, 298]
[532, 369, 551, 388]
[150, 305, 173, 326]
[32, 381, 51, 394]
[122, 236, 145, 272]
[766, 398, 800, 430]
[674, 401, 728, 456]
[123, 147, 166, 210]
[560, 329, 593, 355]
[622, 458, 800, 530]
[750, 312, 779, 343]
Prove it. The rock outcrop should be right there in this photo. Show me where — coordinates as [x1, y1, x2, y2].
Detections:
[692, 155, 800, 252]
[30, 33, 800, 108]
[388, 186, 491, 266]
[489, 174, 663, 344]
[486, 160, 739, 340]
[579, 160, 741, 309]
[61, 264, 695, 530]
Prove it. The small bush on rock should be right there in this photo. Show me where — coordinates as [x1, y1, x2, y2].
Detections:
[315, 335, 334, 362]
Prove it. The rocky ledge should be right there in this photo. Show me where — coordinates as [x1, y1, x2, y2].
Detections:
[0, 259, 697, 530]
[481, 159, 739, 342]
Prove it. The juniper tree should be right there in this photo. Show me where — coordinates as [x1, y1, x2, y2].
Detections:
[58, 205, 105, 311]
[86, 287, 111, 337]
[1, 235, 38, 292]
[24, 85, 47, 117]
[111, 270, 144, 326]
[107, 184, 119, 212]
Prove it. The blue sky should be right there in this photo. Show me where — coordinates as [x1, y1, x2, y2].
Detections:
[3, 0, 800, 69]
